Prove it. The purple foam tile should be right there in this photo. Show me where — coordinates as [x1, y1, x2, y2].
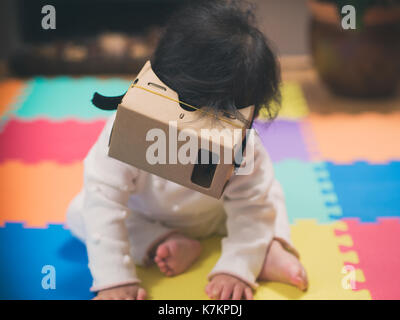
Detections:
[253, 119, 310, 162]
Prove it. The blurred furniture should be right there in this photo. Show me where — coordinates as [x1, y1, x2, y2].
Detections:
[308, 0, 400, 98]
[8, 0, 192, 75]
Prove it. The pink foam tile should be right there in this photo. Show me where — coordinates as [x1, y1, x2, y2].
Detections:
[338, 218, 400, 300]
[0, 119, 106, 163]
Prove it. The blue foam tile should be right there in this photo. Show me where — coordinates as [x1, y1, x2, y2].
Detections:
[12, 77, 130, 120]
[0, 223, 94, 300]
[326, 162, 400, 222]
[273, 160, 342, 223]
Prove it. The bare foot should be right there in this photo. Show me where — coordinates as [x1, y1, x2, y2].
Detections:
[154, 233, 202, 276]
[257, 240, 308, 291]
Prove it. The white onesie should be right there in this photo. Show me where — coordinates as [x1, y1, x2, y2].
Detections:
[66, 112, 298, 292]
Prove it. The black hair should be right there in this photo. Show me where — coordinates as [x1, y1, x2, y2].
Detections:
[151, 0, 281, 121]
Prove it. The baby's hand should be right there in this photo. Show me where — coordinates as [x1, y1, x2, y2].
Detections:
[93, 284, 147, 300]
[205, 274, 253, 300]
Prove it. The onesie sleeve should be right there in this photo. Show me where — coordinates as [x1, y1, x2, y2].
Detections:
[82, 113, 141, 292]
[207, 131, 283, 289]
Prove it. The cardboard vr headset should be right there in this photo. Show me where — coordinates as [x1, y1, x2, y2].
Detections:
[92, 61, 255, 199]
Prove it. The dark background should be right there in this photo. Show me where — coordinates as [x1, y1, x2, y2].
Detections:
[0, 0, 310, 60]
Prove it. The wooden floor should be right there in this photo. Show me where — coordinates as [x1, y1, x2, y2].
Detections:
[252, 0, 310, 56]
[280, 55, 400, 114]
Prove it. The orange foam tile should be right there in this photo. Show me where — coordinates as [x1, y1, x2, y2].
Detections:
[304, 113, 400, 163]
[0, 79, 26, 118]
[0, 161, 83, 227]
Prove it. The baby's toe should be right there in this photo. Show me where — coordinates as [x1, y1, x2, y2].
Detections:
[157, 259, 167, 268]
[158, 263, 169, 273]
[156, 243, 170, 260]
[137, 288, 147, 300]
[165, 269, 175, 277]
[298, 269, 308, 291]
[160, 266, 168, 273]
[289, 265, 308, 291]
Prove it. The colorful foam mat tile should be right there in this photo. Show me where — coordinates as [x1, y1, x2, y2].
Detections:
[273, 160, 342, 223]
[11, 77, 130, 120]
[0, 220, 371, 300]
[303, 113, 400, 163]
[0, 158, 340, 227]
[0, 119, 106, 164]
[254, 220, 371, 300]
[0, 223, 93, 300]
[0, 117, 311, 165]
[258, 82, 309, 120]
[0, 160, 325, 228]
[140, 220, 371, 299]
[0, 161, 83, 227]
[253, 120, 310, 162]
[325, 162, 400, 222]
[0, 79, 28, 121]
[10, 78, 309, 121]
[336, 218, 400, 300]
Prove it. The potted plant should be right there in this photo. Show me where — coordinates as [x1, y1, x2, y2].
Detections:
[308, 0, 400, 98]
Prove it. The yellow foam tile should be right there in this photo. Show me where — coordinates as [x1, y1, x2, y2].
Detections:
[137, 237, 219, 300]
[258, 82, 309, 120]
[136, 219, 371, 300]
[355, 269, 366, 283]
[256, 220, 370, 299]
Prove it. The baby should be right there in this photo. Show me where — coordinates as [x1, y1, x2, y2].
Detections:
[66, 0, 308, 300]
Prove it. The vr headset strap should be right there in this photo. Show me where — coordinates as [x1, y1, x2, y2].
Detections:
[91, 92, 126, 111]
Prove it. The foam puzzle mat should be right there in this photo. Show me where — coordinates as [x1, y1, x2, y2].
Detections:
[0, 77, 399, 300]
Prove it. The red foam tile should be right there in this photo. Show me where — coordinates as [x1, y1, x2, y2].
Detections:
[342, 218, 400, 300]
[0, 119, 105, 163]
